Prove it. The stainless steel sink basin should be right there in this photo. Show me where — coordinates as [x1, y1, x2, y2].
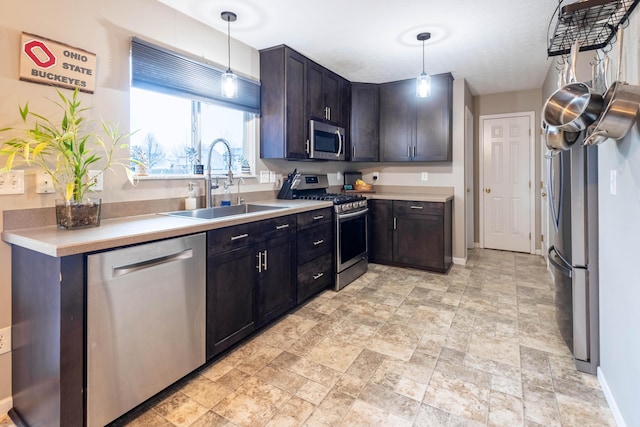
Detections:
[160, 204, 285, 220]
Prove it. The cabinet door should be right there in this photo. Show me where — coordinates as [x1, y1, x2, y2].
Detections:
[285, 49, 309, 159]
[350, 83, 379, 162]
[260, 46, 308, 160]
[308, 61, 325, 121]
[415, 73, 453, 161]
[257, 235, 296, 327]
[379, 80, 414, 161]
[207, 246, 256, 358]
[323, 71, 341, 123]
[368, 200, 394, 264]
[393, 211, 444, 270]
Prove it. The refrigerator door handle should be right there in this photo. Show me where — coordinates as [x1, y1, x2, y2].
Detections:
[547, 155, 564, 234]
[548, 245, 572, 277]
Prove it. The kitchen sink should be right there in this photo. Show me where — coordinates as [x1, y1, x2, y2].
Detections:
[160, 204, 285, 220]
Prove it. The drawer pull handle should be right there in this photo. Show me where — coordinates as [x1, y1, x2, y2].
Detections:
[313, 272, 324, 280]
[313, 239, 324, 246]
[313, 215, 324, 220]
[231, 233, 249, 241]
[410, 206, 424, 210]
[276, 224, 290, 230]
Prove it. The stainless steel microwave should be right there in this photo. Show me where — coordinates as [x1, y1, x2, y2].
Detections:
[308, 120, 345, 161]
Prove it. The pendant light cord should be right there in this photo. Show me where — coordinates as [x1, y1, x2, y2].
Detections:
[227, 18, 231, 72]
[422, 39, 425, 74]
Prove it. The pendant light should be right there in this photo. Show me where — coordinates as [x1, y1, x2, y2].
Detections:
[221, 11, 238, 98]
[416, 32, 431, 98]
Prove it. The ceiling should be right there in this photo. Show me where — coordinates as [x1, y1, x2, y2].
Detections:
[157, 0, 562, 96]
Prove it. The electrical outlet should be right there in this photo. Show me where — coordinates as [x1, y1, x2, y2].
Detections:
[0, 326, 10, 355]
[269, 171, 276, 183]
[36, 170, 56, 194]
[421, 172, 429, 181]
[259, 170, 270, 184]
[88, 170, 103, 192]
[0, 170, 25, 195]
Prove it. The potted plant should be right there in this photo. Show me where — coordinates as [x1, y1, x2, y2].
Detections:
[0, 88, 137, 229]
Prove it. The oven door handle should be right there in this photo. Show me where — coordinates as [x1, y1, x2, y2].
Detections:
[338, 208, 368, 219]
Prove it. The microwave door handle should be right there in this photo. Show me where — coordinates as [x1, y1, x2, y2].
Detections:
[336, 130, 343, 158]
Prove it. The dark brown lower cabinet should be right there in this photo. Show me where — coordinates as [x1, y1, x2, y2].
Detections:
[206, 245, 257, 357]
[206, 215, 296, 359]
[296, 207, 334, 303]
[256, 235, 296, 327]
[369, 199, 452, 273]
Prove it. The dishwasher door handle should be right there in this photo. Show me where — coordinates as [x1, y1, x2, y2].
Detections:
[112, 248, 193, 278]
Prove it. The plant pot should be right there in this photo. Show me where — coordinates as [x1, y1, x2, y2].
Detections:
[55, 198, 102, 229]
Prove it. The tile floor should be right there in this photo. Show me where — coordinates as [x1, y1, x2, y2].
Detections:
[1, 249, 616, 427]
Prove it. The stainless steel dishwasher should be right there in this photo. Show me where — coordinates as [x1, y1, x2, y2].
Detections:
[87, 233, 206, 427]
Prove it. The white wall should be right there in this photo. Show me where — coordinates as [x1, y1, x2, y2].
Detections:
[596, 13, 640, 427]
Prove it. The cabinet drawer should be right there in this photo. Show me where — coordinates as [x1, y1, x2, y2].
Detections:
[297, 252, 333, 304]
[393, 200, 443, 216]
[207, 215, 296, 255]
[297, 207, 333, 230]
[208, 222, 260, 255]
[297, 223, 333, 265]
[259, 215, 297, 241]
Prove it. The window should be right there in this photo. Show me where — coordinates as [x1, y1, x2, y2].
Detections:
[129, 38, 260, 176]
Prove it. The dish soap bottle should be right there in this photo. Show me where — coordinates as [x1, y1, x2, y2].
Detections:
[185, 182, 197, 210]
[221, 182, 231, 206]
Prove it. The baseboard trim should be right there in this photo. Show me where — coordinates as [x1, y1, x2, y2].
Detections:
[0, 396, 13, 417]
[598, 366, 626, 427]
[452, 257, 466, 266]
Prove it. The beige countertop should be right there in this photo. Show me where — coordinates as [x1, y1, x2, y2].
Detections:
[1, 199, 332, 258]
[366, 192, 454, 203]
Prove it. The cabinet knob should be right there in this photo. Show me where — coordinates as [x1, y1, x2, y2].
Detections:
[541, 191, 547, 197]
[485, 188, 491, 194]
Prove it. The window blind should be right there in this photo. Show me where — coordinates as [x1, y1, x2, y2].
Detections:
[131, 37, 260, 115]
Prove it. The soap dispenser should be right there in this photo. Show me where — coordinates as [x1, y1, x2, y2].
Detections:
[185, 182, 197, 210]
[221, 182, 231, 206]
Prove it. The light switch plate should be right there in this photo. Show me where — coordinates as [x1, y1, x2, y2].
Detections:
[36, 170, 56, 194]
[0, 170, 25, 195]
[88, 170, 103, 192]
[0, 326, 10, 355]
[259, 170, 270, 184]
[269, 171, 276, 183]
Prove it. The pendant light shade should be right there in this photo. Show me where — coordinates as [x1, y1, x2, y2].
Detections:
[416, 32, 431, 98]
[221, 11, 238, 98]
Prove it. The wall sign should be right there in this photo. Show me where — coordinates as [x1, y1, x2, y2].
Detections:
[19, 32, 97, 93]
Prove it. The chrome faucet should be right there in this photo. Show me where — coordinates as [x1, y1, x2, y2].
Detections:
[236, 177, 245, 205]
[205, 138, 234, 208]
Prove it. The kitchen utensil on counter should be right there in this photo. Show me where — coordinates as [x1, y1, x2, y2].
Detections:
[584, 81, 640, 145]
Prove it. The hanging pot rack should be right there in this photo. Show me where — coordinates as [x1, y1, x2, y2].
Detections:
[547, 0, 639, 57]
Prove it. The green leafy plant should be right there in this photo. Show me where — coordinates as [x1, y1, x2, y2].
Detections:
[0, 88, 137, 202]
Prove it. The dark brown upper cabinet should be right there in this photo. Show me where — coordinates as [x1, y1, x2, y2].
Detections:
[379, 72, 453, 162]
[350, 83, 379, 162]
[260, 45, 349, 160]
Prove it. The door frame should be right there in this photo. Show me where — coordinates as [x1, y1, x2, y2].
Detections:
[465, 106, 475, 251]
[478, 111, 536, 254]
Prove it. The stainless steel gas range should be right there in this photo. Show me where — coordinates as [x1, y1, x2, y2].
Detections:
[278, 172, 368, 290]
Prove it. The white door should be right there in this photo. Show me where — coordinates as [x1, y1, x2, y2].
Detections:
[465, 106, 475, 250]
[482, 115, 531, 252]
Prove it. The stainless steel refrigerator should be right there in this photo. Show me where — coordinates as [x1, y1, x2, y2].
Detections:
[547, 141, 599, 374]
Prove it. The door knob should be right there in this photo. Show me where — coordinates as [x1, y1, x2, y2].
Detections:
[485, 188, 491, 193]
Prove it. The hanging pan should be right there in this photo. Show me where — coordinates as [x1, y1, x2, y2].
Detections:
[584, 81, 640, 145]
[543, 41, 605, 132]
